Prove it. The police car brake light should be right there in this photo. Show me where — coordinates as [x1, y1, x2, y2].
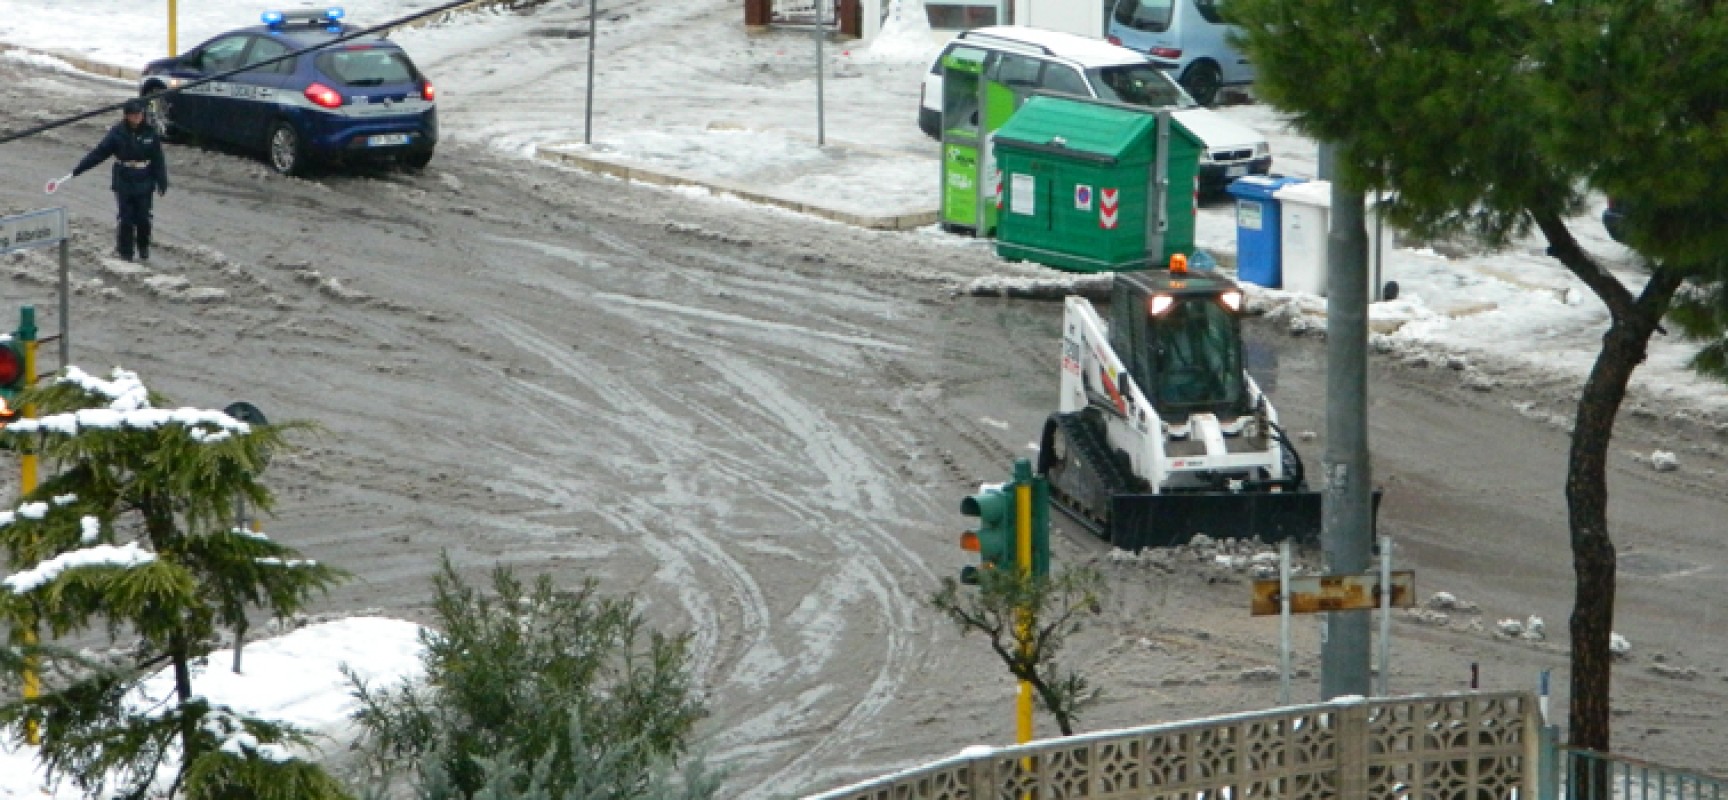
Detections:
[421, 81, 435, 101]
[304, 82, 344, 109]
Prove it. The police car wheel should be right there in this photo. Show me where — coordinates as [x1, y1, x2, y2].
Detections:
[142, 89, 179, 142]
[268, 123, 307, 176]
[399, 148, 433, 171]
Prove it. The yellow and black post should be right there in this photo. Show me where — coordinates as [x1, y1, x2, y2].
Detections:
[1013, 458, 1035, 745]
[3, 307, 41, 743]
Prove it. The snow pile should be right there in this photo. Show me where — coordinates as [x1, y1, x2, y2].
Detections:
[0, 618, 426, 799]
[1108, 534, 1308, 580]
[1425, 592, 1480, 613]
[1495, 615, 1546, 640]
[860, 0, 938, 63]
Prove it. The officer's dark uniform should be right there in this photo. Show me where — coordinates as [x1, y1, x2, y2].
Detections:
[72, 99, 169, 262]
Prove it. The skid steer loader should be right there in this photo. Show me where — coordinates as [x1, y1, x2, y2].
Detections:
[1036, 255, 1331, 550]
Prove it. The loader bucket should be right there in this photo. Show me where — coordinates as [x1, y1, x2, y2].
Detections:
[1106, 489, 1382, 550]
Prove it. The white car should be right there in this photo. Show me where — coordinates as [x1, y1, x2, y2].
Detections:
[1106, 0, 1254, 107]
[919, 25, 1270, 192]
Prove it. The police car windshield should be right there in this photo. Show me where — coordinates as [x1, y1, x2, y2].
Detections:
[314, 48, 418, 86]
[1088, 65, 1195, 108]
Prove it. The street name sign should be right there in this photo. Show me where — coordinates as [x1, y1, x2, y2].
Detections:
[0, 208, 67, 256]
[1252, 570, 1415, 616]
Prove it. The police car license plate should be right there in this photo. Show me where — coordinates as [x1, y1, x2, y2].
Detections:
[368, 134, 410, 147]
[1227, 165, 1248, 177]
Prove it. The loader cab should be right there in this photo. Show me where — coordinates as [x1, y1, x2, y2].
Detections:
[1109, 266, 1246, 419]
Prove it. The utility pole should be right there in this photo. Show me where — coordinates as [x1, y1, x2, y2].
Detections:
[583, 0, 596, 145]
[814, 0, 826, 146]
[1318, 141, 1373, 700]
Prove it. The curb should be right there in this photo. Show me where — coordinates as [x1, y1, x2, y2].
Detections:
[4, 45, 140, 83]
[536, 147, 939, 232]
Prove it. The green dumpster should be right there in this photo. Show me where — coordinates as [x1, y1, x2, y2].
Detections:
[993, 96, 1203, 273]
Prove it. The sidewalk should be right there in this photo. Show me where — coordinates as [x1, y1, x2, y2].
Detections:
[535, 125, 940, 231]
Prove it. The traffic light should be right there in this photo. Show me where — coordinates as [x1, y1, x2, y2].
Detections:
[0, 334, 24, 411]
[958, 458, 1054, 584]
[960, 483, 1015, 584]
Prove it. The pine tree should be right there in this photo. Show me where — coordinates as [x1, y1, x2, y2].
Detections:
[346, 557, 713, 800]
[0, 366, 347, 798]
[1227, 0, 1728, 762]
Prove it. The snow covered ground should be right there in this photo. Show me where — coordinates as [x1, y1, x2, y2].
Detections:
[0, 617, 423, 800]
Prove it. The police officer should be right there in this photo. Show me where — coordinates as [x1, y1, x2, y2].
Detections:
[71, 98, 169, 262]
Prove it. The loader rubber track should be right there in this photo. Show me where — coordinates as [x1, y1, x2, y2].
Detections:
[1040, 410, 1136, 544]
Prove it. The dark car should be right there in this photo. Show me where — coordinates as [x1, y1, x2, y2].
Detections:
[138, 8, 437, 175]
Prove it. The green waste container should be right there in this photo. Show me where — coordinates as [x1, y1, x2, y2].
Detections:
[993, 96, 1203, 273]
[938, 46, 1018, 237]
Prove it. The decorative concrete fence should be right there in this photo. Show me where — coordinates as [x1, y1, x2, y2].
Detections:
[804, 691, 1539, 800]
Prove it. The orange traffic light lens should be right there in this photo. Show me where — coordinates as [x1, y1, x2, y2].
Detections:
[960, 531, 980, 552]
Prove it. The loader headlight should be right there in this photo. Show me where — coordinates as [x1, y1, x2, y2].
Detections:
[1149, 294, 1175, 316]
[1218, 290, 1243, 312]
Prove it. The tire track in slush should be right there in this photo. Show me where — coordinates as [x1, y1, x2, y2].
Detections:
[697, 352, 936, 794]
[473, 279, 936, 795]
[472, 312, 773, 685]
[472, 300, 914, 715]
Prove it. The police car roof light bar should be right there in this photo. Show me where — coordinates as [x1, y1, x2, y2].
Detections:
[261, 7, 347, 30]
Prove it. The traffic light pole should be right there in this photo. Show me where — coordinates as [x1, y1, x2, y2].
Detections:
[1014, 459, 1034, 745]
[15, 306, 40, 744]
[958, 458, 1051, 743]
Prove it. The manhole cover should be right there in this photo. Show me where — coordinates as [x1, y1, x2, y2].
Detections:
[1620, 551, 1701, 579]
[529, 27, 590, 38]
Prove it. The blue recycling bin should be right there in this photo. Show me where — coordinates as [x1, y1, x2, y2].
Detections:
[1226, 175, 1307, 288]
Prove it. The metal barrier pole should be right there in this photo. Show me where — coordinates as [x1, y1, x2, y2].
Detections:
[1538, 724, 1561, 800]
[58, 238, 69, 369]
[1279, 539, 1291, 705]
[1377, 535, 1391, 696]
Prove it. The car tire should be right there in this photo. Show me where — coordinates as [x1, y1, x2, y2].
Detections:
[1179, 60, 1223, 107]
[141, 85, 182, 143]
[399, 148, 434, 171]
[918, 107, 942, 140]
[268, 122, 308, 176]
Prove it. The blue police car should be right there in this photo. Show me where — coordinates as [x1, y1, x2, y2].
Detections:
[139, 8, 437, 175]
